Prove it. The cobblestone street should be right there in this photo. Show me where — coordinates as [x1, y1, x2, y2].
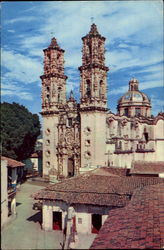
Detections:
[1, 182, 64, 249]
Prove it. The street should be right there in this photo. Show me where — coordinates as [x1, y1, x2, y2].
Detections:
[1, 181, 64, 249]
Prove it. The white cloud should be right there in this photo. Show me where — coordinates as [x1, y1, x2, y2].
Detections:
[1, 1, 163, 114]
[1, 80, 33, 101]
[1, 49, 43, 84]
[5, 16, 37, 24]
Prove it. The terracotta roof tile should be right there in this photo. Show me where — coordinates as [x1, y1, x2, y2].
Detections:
[33, 172, 164, 207]
[1, 156, 25, 168]
[130, 161, 164, 174]
[90, 183, 164, 249]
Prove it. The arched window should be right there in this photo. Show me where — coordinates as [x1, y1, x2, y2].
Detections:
[86, 80, 91, 97]
[47, 94, 50, 103]
[144, 132, 149, 143]
[58, 87, 61, 103]
[99, 80, 103, 97]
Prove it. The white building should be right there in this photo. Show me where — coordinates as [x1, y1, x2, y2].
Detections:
[40, 23, 164, 181]
[1, 159, 8, 229]
[1, 156, 24, 227]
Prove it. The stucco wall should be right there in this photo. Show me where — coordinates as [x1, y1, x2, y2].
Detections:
[80, 111, 106, 170]
[1, 160, 8, 229]
[43, 115, 59, 177]
[42, 200, 109, 234]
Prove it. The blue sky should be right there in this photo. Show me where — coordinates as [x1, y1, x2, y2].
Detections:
[1, 1, 164, 121]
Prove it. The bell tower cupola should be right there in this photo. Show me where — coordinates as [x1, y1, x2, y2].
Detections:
[79, 23, 109, 110]
[41, 37, 67, 113]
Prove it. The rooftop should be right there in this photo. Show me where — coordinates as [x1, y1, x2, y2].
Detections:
[90, 182, 164, 249]
[33, 167, 164, 207]
[130, 161, 164, 175]
[1, 156, 25, 168]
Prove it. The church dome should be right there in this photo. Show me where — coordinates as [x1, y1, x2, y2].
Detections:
[117, 78, 151, 117]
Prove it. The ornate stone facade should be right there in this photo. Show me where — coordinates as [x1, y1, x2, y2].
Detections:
[41, 24, 164, 180]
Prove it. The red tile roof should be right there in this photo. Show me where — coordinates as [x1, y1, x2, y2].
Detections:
[33, 170, 164, 207]
[90, 183, 164, 249]
[1, 156, 25, 168]
[130, 161, 164, 174]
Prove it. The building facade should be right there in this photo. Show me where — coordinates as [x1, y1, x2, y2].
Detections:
[41, 23, 164, 180]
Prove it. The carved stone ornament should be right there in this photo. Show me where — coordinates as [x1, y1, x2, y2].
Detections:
[65, 130, 74, 144]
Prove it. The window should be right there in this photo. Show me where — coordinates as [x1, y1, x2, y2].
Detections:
[47, 94, 50, 102]
[135, 108, 141, 116]
[85, 139, 91, 146]
[46, 139, 50, 146]
[58, 87, 61, 103]
[46, 128, 50, 135]
[124, 108, 128, 116]
[68, 118, 72, 127]
[144, 132, 149, 143]
[86, 80, 91, 97]
[78, 218, 82, 224]
[46, 161, 50, 168]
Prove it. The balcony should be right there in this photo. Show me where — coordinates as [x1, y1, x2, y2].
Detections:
[136, 149, 155, 153]
[114, 149, 133, 154]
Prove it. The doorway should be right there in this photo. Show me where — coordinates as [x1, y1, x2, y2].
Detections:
[68, 158, 74, 177]
[91, 214, 102, 234]
[53, 212, 62, 230]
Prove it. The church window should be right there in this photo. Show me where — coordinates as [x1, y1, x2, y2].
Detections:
[85, 139, 91, 146]
[47, 86, 50, 92]
[144, 132, 149, 143]
[78, 218, 82, 224]
[86, 80, 91, 97]
[68, 118, 72, 127]
[124, 108, 128, 116]
[47, 94, 50, 102]
[46, 139, 50, 146]
[58, 87, 61, 103]
[46, 150, 50, 157]
[135, 108, 141, 116]
[46, 128, 50, 135]
[46, 161, 50, 168]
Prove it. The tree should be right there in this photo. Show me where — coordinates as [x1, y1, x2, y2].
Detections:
[1, 102, 41, 161]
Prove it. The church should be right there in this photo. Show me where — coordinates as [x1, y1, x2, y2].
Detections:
[40, 23, 164, 181]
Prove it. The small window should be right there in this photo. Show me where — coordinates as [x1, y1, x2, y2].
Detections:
[86, 80, 91, 97]
[46, 139, 50, 146]
[46, 161, 50, 168]
[144, 132, 149, 143]
[68, 118, 72, 127]
[78, 218, 82, 224]
[124, 108, 128, 116]
[45, 150, 50, 157]
[85, 139, 91, 146]
[135, 108, 141, 116]
[46, 128, 50, 135]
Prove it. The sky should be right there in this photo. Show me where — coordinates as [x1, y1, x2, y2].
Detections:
[1, 0, 164, 121]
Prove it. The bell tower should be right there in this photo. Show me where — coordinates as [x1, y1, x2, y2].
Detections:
[79, 23, 109, 109]
[79, 24, 109, 171]
[41, 37, 67, 111]
[41, 37, 67, 180]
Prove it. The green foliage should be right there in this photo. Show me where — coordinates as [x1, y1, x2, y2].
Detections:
[1, 102, 41, 160]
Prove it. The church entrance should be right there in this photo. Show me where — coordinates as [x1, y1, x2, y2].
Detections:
[91, 214, 102, 234]
[68, 158, 74, 177]
[53, 212, 62, 230]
